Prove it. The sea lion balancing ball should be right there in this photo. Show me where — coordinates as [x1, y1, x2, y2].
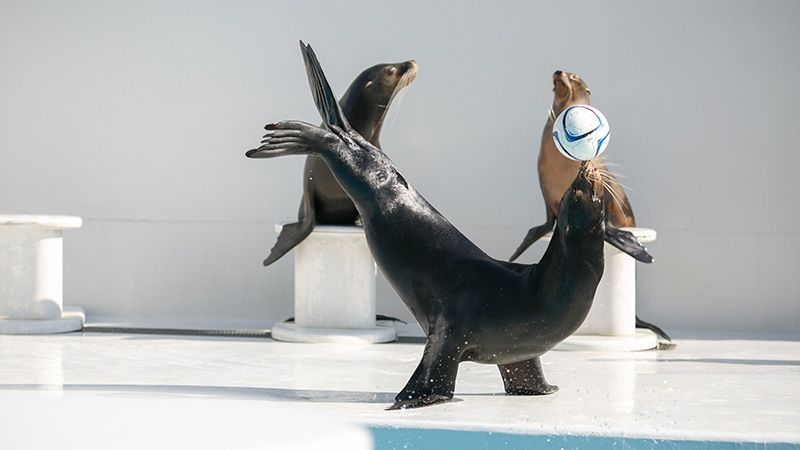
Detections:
[552, 104, 610, 161]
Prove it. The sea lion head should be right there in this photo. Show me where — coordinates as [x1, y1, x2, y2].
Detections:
[558, 160, 605, 236]
[550, 70, 591, 119]
[339, 60, 418, 145]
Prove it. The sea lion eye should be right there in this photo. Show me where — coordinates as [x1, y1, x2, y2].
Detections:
[386, 66, 398, 76]
[586, 88, 591, 95]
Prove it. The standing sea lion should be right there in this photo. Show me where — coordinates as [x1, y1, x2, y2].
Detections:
[263, 59, 417, 266]
[510, 70, 671, 342]
[510, 70, 651, 263]
[247, 42, 607, 409]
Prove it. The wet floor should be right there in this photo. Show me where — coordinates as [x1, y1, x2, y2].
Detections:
[0, 332, 798, 448]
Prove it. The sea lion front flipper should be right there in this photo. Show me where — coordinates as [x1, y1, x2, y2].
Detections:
[604, 226, 654, 264]
[262, 217, 315, 266]
[509, 214, 556, 262]
[299, 41, 352, 133]
[498, 356, 558, 395]
[388, 337, 461, 410]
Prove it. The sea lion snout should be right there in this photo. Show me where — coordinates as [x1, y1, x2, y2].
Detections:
[551, 70, 590, 114]
[562, 176, 604, 234]
[552, 70, 569, 88]
[403, 60, 418, 84]
[574, 164, 595, 196]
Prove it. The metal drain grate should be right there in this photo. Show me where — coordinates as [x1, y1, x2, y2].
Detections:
[81, 326, 426, 343]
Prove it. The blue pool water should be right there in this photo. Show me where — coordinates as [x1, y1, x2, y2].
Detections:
[371, 428, 799, 450]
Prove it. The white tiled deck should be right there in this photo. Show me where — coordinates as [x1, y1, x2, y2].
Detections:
[0, 331, 798, 448]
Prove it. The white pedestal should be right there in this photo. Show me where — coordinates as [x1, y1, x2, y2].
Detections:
[545, 227, 658, 351]
[0, 215, 84, 334]
[271, 224, 396, 344]
[577, 227, 657, 336]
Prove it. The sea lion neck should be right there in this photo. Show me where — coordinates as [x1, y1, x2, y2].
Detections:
[339, 86, 385, 147]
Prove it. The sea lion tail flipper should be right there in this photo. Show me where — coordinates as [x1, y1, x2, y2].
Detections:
[298, 41, 352, 133]
[262, 217, 315, 267]
[636, 315, 673, 342]
[375, 314, 408, 324]
[498, 357, 558, 395]
[509, 215, 556, 262]
[604, 226, 654, 264]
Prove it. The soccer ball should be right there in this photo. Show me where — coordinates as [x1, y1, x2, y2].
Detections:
[552, 105, 610, 161]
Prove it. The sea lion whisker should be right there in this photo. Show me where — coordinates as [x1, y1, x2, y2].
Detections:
[601, 179, 627, 215]
[382, 71, 411, 127]
[597, 169, 636, 194]
[593, 166, 635, 194]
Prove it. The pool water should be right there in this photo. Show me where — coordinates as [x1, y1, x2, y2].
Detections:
[372, 428, 799, 450]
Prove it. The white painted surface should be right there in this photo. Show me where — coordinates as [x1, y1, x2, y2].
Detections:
[272, 321, 397, 344]
[0, 215, 83, 333]
[0, 215, 83, 228]
[272, 225, 395, 343]
[0, 306, 84, 335]
[291, 225, 377, 329]
[557, 329, 657, 352]
[577, 227, 656, 336]
[0, 1, 798, 334]
[0, 333, 797, 444]
[1, 394, 374, 450]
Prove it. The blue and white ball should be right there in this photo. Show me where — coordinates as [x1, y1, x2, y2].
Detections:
[552, 105, 610, 161]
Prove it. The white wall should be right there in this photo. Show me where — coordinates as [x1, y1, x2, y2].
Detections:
[1, 0, 798, 334]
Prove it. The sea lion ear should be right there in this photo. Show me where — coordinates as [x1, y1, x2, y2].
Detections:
[298, 40, 352, 133]
[365, 80, 373, 88]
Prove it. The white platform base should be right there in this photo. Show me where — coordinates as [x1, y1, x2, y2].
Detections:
[0, 306, 85, 335]
[555, 329, 658, 352]
[271, 321, 397, 344]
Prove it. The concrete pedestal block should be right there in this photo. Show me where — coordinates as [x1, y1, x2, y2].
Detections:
[271, 225, 396, 344]
[0, 215, 84, 334]
[546, 227, 658, 351]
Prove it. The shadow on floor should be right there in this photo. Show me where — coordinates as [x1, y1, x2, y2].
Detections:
[659, 358, 800, 366]
[0, 383, 397, 404]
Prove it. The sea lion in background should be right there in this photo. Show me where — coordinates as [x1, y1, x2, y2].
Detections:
[247, 42, 607, 409]
[510, 70, 671, 342]
[262, 59, 417, 266]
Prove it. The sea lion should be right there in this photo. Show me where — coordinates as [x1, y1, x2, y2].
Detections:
[509, 70, 671, 342]
[263, 59, 417, 266]
[510, 70, 651, 263]
[247, 42, 607, 409]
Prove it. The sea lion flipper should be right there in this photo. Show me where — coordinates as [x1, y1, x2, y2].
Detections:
[298, 41, 352, 132]
[498, 357, 558, 395]
[604, 226, 654, 264]
[509, 215, 556, 262]
[635, 315, 673, 342]
[262, 218, 314, 266]
[389, 338, 460, 410]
